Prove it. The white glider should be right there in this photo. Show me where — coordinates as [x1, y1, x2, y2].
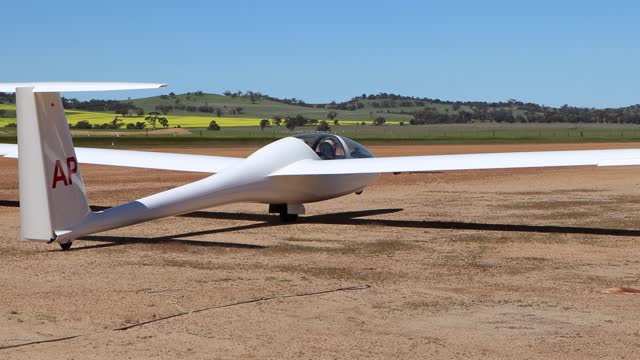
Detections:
[2, 82, 640, 250]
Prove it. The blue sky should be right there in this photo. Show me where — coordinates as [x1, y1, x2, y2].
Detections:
[4, 0, 639, 107]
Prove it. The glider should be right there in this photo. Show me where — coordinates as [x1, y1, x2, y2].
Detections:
[1, 82, 640, 250]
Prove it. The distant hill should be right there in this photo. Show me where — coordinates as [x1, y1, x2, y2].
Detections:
[125, 92, 415, 122]
[2, 90, 640, 125]
[122, 91, 640, 125]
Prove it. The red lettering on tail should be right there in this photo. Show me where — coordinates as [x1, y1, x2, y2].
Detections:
[52, 160, 68, 189]
[51, 156, 78, 189]
[66, 156, 78, 185]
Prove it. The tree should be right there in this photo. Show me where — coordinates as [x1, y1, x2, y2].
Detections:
[284, 114, 311, 130]
[273, 116, 282, 126]
[126, 123, 136, 129]
[327, 111, 338, 122]
[158, 117, 169, 128]
[259, 119, 270, 131]
[208, 120, 221, 131]
[316, 120, 331, 132]
[116, 107, 128, 117]
[333, 119, 340, 126]
[373, 116, 386, 126]
[215, 108, 223, 117]
[0, 109, 5, 117]
[110, 117, 124, 129]
[135, 108, 145, 116]
[285, 117, 297, 131]
[145, 112, 161, 129]
[113, 103, 134, 117]
[155, 105, 172, 115]
[293, 114, 308, 126]
[135, 121, 146, 129]
[75, 120, 93, 129]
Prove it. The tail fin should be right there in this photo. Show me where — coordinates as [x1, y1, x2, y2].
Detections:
[16, 88, 89, 241]
[6, 82, 167, 241]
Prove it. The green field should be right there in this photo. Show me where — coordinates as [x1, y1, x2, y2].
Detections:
[3, 123, 640, 148]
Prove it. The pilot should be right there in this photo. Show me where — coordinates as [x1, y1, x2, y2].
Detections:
[317, 139, 336, 160]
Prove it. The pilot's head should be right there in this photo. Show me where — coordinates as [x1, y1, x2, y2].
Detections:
[318, 139, 336, 159]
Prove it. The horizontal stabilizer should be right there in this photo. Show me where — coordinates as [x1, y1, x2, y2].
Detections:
[0, 82, 166, 93]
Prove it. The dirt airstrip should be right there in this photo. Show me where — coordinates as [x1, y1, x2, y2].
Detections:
[2, 142, 640, 359]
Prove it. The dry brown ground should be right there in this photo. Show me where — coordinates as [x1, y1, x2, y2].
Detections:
[2, 142, 640, 359]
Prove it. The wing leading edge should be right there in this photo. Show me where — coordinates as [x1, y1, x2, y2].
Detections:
[269, 149, 640, 176]
[0, 144, 241, 173]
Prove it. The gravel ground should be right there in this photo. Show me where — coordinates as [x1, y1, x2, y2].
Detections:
[1, 143, 640, 359]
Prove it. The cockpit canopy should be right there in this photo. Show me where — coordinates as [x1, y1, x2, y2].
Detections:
[294, 133, 374, 160]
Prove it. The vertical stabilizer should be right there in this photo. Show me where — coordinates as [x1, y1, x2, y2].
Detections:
[16, 88, 90, 241]
[4, 82, 165, 244]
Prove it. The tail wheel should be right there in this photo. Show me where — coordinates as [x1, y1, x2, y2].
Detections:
[59, 242, 73, 251]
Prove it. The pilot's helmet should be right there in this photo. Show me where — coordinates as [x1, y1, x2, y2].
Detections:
[321, 138, 336, 149]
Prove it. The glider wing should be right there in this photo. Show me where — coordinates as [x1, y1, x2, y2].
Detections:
[0, 144, 241, 173]
[0, 82, 166, 92]
[270, 149, 640, 176]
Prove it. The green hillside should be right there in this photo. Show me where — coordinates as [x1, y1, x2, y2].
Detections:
[2, 91, 640, 129]
[127, 92, 414, 121]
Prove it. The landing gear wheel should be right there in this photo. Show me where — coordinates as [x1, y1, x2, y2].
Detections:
[279, 213, 299, 222]
[59, 242, 72, 251]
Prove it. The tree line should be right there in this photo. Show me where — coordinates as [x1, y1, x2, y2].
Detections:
[224, 90, 314, 108]
[62, 98, 144, 117]
[70, 112, 170, 130]
[153, 104, 244, 116]
[409, 104, 640, 125]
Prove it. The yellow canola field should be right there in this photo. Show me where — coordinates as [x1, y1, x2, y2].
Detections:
[0, 106, 372, 127]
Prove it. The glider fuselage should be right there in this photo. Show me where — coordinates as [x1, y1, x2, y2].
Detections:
[55, 136, 380, 242]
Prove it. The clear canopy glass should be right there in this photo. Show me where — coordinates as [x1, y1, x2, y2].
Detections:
[294, 133, 374, 160]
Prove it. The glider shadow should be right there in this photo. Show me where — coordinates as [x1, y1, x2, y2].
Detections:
[2, 201, 639, 250]
[74, 209, 402, 250]
[73, 235, 267, 251]
[166, 207, 640, 239]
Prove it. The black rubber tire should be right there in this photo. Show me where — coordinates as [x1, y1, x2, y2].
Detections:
[59, 242, 73, 251]
[279, 213, 299, 222]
